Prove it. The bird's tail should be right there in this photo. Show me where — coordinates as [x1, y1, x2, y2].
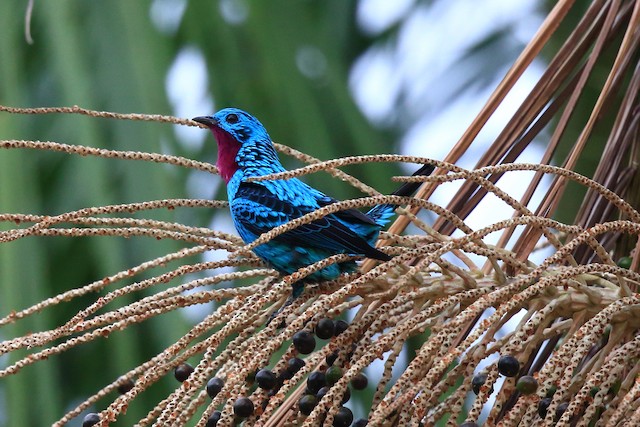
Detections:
[366, 164, 434, 226]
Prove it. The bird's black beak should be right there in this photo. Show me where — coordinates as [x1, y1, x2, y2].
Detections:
[192, 116, 218, 127]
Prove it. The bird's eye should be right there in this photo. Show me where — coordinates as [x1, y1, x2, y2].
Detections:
[226, 114, 239, 124]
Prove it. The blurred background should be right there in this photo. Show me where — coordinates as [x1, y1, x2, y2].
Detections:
[0, 0, 574, 425]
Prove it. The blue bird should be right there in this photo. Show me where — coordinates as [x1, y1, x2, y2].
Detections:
[193, 108, 432, 290]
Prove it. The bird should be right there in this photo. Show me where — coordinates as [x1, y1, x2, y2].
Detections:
[193, 108, 432, 293]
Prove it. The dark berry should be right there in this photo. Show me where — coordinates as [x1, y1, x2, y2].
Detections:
[516, 375, 538, 394]
[82, 413, 100, 427]
[555, 402, 569, 421]
[298, 394, 318, 416]
[334, 320, 349, 335]
[326, 351, 338, 366]
[287, 357, 305, 373]
[316, 386, 330, 400]
[117, 379, 135, 394]
[293, 331, 316, 354]
[206, 377, 224, 398]
[538, 397, 552, 418]
[315, 318, 336, 339]
[280, 369, 294, 380]
[351, 373, 368, 390]
[617, 256, 632, 269]
[174, 363, 194, 382]
[555, 402, 569, 422]
[206, 411, 221, 427]
[326, 366, 343, 385]
[333, 406, 353, 427]
[233, 397, 254, 417]
[341, 386, 351, 404]
[609, 379, 621, 395]
[497, 355, 520, 377]
[318, 384, 351, 404]
[256, 369, 277, 390]
[353, 419, 368, 427]
[545, 385, 557, 398]
[307, 371, 327, 394]
[245, 369, 257, 383]
[471, 373, 487, 395]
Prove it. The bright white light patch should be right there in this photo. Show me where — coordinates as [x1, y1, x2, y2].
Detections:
[296, 45, 328, 80]
[219, 0, 249, 26]
[357, 0, 416, 35]
[165, 46, 214, 150]
[349, 47, 402, 125]
[351, 0, 542, 127]
[150, 0, 187, 34]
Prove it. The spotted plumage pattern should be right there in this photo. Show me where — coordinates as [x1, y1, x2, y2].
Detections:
[193, 108, 432, 286]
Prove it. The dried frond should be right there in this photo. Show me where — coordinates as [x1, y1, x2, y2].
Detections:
[2, 1, 640, 426]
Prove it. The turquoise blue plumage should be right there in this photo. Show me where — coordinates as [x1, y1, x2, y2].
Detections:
[193, 108, 432, 285]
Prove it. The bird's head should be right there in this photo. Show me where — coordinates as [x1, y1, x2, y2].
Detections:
[193, 108, 270, 144]
[193, 108, 272, 183]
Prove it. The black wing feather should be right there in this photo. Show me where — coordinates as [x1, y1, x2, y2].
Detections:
[235, 182, 390, 261]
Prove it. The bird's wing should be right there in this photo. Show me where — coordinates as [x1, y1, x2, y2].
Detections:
[365, 163, 434, 225]
[316, 195, 379, 227]
[233, 182, 390, 261]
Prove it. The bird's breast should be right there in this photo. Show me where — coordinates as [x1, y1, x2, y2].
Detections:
[212, 127, 241, 183]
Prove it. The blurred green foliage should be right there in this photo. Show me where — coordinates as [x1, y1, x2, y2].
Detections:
[0, 0, 595, 425]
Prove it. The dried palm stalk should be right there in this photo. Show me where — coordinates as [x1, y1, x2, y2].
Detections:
[2, 0, 640, 426]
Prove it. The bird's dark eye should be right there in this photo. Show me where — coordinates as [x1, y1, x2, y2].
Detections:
[226, 113, 239, 124]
